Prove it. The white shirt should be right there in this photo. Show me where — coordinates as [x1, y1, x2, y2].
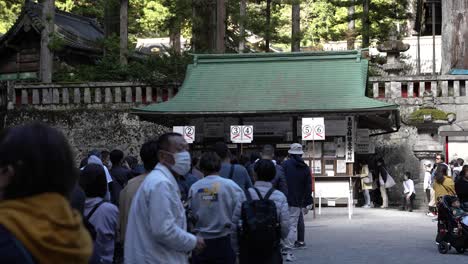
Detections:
[423, 171, 432, 190]
[124, 163, 196, 264]
[403, 179, 415, 195]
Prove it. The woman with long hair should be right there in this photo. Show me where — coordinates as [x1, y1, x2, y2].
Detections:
[433, 164, 456, 200]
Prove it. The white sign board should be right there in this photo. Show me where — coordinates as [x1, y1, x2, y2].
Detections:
[356, 129, 370, 154]
[173, 126, 195, 144]
[230, 125, 254, 143]
[345, 116, 355, 163]
[302, 118, 325, 141]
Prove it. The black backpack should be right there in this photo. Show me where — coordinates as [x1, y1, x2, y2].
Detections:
[83, 201, 105, 240]
[239, 187, 281, 254]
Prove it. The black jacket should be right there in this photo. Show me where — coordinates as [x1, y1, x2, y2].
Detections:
[455, 178, 468, 204]
[109, 166, 132, 206]
[282, 156, 312, 207]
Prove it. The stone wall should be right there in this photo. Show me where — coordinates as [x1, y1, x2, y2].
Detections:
[5, 109, 169, 163]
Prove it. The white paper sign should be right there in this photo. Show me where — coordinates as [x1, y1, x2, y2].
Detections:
[173, 126, 195, 144]
[302, 118, 325, 141]
[230, 125, 254, 143]
[356, 129, 370, 154]
[345, 116, 355, 163]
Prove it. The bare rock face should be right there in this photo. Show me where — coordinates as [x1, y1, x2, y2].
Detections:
[441, 0, 468, 73]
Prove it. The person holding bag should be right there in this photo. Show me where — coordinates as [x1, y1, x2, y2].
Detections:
[376, 158, 395, 208]
[359, 161, 373, 208]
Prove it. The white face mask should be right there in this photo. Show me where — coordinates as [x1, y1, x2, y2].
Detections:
[170, 151, 191, 176]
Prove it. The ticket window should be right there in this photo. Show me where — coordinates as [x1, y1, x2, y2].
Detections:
[304, 137, 351, 176]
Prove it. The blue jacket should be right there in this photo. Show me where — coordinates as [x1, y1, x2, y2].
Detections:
[0, 225, 36, 264]
[282, 156, 312, 208]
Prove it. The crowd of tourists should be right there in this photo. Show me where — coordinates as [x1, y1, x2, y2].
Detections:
[0, 123, 313, 264]
[356, 153, 468, 218]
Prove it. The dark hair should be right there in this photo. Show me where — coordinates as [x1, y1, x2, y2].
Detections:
[261, 145, 275, 158]
[250, 152, 261, 163]
[79, 164, 107, 198]
[435, 164, 448, 184]
[460, 165, 468, 178]
[88, 149, 101, 159]
[140, 140, 158, 172]
[79, 157, 88, 168]
[124, 156, 139, 169]
[239, 154, 250, 167]
[437, 153, 445, 161]
[214, 142, 230, 160]
[101, 150, 110, 160]
[199, 152, 221, 175]
[110, 149, 124, 165]
[157, 132, 182, 152]
[404, 171, 411, 179]
[254, 159, 276, 182]
[450, 159, 458, 166]
[457, 158, 464, 166]
[0, 123, 77, 200]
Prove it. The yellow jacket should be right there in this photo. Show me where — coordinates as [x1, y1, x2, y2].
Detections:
[0, 192, 92, 264]
[433, 176, 456, 199]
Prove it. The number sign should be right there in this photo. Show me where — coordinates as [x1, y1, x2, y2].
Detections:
[230, 125, 254, 143]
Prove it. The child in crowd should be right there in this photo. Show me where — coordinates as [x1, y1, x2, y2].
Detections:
[401, 172, 416, 212]
[451, 197, 468, 226]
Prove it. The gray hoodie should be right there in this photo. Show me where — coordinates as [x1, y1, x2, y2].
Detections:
[188, 175, 245, 239]
[230, 181, 290, 252]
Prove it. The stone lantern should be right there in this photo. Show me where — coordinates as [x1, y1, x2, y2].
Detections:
[377, 32, 410, 77]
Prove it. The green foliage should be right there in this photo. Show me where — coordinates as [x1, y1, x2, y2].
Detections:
[0, 0, 22, 34]
[410, 108, 453, 123]
[47, 33, 65, 51]
[54, 36, 192, 85]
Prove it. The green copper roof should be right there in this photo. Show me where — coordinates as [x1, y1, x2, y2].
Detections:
[134, 51, 396, 116]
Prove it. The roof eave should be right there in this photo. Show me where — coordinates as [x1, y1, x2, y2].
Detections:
[132, 105, 399, 118]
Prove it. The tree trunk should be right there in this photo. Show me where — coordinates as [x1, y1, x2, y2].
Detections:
[361, 0, 370, 48]
[239, 0, 246, 53]
[291, 1, 300, 52]
[441, 0, 468, 74]
[265, 0, 271, 52]
[170, 24, 181, 54]
[119, 0, 128, 65]
[40, 0, 55, 83]
[215, 0, 226, 53]
[104, 0, 120, 38]
[347, 0, 355, 50]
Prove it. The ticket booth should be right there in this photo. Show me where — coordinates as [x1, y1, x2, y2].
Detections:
[133, 51, 400, 217]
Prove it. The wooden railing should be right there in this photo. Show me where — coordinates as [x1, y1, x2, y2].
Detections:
[369, 75, 468, 104]
[6, 82, 179, 109]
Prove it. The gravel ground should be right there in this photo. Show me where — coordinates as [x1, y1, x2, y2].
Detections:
[291, 207, 466, 264]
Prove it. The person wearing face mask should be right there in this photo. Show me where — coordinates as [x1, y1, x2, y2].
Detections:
[124, 133, 205, 264]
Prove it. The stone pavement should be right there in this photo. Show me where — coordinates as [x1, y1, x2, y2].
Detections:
[292, 207, 466, 264]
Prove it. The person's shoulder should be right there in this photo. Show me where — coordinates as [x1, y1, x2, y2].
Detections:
[272, 189, 287, 202]
[234, 164, 248, 172]
[127, 174, 146, 186]
[102, 201, 119, 213]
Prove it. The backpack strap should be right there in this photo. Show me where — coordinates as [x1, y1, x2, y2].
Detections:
[86, 200, 105, 222]
[245, 188, 253, 202]
[252, 187, 264, 200]
[229, 164, 235, 179]
[264, 188, 275, 200]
